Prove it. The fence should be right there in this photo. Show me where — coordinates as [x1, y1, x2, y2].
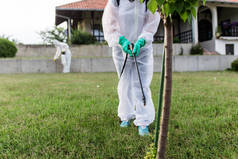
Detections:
[175, 30, 193, 43]
[154, 30, 193, 43]
[16, 43, 193, 58]
[0, 55, 236, 74]
[231, 26, 238, 37]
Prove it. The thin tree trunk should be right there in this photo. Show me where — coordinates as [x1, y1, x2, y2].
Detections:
[157, 17, 173, 159]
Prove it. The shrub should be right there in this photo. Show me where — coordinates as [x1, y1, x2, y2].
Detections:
[178, 47, 183, 55]
[0, 34, 19, 44]
[190, 44, 203, 55]
[0, 38, 17, 58]
[71, 29, 96, 45]
[144, 143, 156, 159]
[173, 37, 180, 43]
[231, 58, 238, 71]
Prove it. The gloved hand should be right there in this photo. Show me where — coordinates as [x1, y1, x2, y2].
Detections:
[119, 36, 132, 56]
[132, 38, 146, 56]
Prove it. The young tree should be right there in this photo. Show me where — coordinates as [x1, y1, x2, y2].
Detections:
[145, 0, 206, 158]
[39, 27, 67, 44]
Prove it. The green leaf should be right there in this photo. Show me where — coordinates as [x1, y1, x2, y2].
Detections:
[156, 0, 164, 7]
[189, 0, 199, 7]
[164, 3, 170, 17]
[140, 0, 144, 3]
[180, 11, 188, 22]
[147, 0, 203, 23]
[175, 1, 184, 14]
[191, 7, 197, 18]
[147, 0, 158, 14]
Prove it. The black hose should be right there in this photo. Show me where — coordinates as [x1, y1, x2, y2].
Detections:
[130, 44, 146, 106]
[120, 53, 128, 78]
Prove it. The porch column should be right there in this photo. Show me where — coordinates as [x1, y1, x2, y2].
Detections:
[210, 6, 218, 40]
[67, 19, 71, 41]
[192, 7, 199, 44]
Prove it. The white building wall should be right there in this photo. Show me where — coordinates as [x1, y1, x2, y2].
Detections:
[215, 39, 238, 55]
[156, 21, 164, 36]
[180, 21, 192, 33]
[200, 40, 215, 51]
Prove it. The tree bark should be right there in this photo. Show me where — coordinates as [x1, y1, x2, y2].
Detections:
[156, 17, 173, 159]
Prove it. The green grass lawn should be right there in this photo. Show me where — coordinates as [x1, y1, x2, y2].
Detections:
[0, 72, 237, 159]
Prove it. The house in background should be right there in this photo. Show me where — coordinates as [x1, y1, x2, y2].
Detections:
[55, 0, 106, 42]
[194, 0, 238, 55]
[55, 0, 238, 55]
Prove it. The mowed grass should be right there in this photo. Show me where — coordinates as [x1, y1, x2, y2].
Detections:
[0, 72, 237, 159]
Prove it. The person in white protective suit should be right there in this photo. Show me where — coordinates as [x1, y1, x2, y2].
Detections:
[102, 0, 160, 136]
[53, 40, 72, 73]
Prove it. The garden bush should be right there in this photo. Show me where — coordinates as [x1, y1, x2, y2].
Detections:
[0, 38, 17, 58]
[190, 44, 203, 55]
[173, 37, 180, 43]
[231, 58, 238, 71]
[71, 29, 96, 45]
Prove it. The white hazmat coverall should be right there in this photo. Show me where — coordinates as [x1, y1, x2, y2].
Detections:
[53, 40, 72, 73]
[102, 0, 160, 127]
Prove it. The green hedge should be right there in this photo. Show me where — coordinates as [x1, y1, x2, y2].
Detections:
[71, 30, 96, 45]
[190, 44, 203, 55]
[0, 38, 17, 58]
[231, 58, 238, 71]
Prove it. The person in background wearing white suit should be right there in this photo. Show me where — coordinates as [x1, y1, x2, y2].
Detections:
[53, 40, 72, 73]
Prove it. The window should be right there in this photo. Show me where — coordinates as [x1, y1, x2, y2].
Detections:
[226, 44, 234, 55]
[92, 24, 104, 42]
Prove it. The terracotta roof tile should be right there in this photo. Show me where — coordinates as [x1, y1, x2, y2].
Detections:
[57, 0, 108, 10]
[56, 0, 238, 11]
[217, 0, 238, 2]
[206, 0, 238, 3]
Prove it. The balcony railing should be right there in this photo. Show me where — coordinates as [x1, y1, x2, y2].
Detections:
[153, 35, 164, 43]
[221, 21, 238, 37]
[154, 30, 193, 43]
[97, 30, 194, 43]
[175, 30, 193, 43]
[231, 26, 238, 37]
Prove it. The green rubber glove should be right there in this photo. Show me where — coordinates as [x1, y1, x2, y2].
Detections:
[119, 36, 132, 56]
[132, 38, 146, 56]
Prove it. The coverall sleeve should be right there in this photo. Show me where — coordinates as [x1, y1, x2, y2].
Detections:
[54, 47, 61, 60]
[102, 0, 122, 47]
[138, 10, 160, 45]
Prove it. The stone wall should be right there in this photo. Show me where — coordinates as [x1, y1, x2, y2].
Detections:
[0, 55, 237, 74]
[16, 43, 193, 58]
